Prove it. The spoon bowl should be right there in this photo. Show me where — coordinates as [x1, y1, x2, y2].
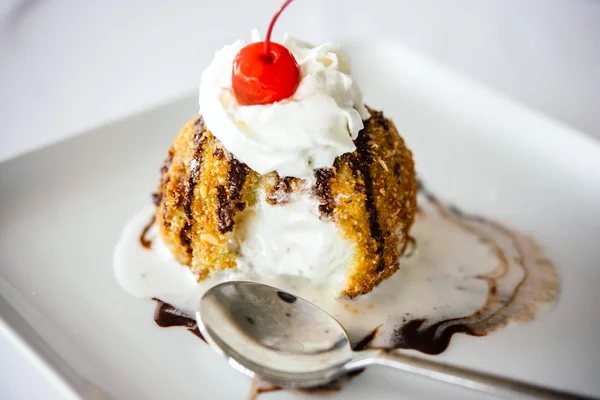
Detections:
[197, 281, 585, 398]
[197, 281, 358, 388]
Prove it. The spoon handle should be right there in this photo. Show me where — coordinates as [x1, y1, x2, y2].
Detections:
[345, 351, 590, 399]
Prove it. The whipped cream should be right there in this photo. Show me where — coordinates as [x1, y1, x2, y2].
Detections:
[199, 33, 370, 179]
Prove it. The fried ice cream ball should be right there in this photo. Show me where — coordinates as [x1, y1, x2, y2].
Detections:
[154, 109, 417, 297]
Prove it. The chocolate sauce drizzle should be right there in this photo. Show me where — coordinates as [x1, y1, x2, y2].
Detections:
[391, 318, 477, 355]
[403, 236, 417, 258]
[228, 158, 249, 202]
[216, 158, 250, 234]
[313, 168, 335, 218]
[179, 117, 207, 253]
[354, 325, 381, 351]
[152, 150, 174, 206]
[151, 192, 162, 207]
[153, 300, 205, 342]
[139, 215, 156, 249]
[381, 179, 558, 355]
[247, 369, 367, 400]
[215, 185, 234, 234]
[351, 125, 385, 273]
[153, 297, 375, 400]
[265, 175, 294, 205]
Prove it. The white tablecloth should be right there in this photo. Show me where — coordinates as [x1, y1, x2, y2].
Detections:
[1, 0, 599, 398]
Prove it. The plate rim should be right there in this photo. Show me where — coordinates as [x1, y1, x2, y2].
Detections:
[0, 295, 82, 400]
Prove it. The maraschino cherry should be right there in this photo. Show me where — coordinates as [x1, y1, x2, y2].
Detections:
[232, 0, 300, 106]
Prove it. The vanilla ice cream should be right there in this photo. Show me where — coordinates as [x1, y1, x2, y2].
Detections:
[234, 191, 353, 286]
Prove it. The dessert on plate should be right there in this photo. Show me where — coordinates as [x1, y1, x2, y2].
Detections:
[149, 0, 417, 298]
[114, 0, 559, 395]
[155, 87, 416, 298]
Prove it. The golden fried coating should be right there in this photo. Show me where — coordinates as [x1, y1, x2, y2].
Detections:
[330, 111, 417, 296]
[155, 109, 417, 297]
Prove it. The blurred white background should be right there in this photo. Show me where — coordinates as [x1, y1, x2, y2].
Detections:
[1, 0, 600, 163]
[0, 0, 599, 398]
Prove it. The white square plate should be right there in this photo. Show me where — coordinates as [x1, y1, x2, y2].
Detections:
[1, 41, 600, 399]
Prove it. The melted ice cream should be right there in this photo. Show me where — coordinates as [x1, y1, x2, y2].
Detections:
[114, 193, 559, 352]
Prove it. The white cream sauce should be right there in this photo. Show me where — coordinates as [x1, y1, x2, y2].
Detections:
[114, 194, 559, 349]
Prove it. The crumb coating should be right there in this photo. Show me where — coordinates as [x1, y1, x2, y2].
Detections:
[155, 109, 417, 296]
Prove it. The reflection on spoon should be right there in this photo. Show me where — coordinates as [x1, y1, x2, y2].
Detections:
[197, 281, 582, 399]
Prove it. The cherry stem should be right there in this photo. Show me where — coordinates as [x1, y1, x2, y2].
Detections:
[264, 0, 294, 62]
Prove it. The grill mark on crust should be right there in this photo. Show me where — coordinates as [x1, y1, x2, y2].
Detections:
[313, 168, 335, 219]
[215, 158, 250, 234]
[351, 115, 385, 273]
[179, 117, 207, 253]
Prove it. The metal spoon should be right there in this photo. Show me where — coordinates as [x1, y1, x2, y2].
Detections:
[196, 281, 587, 399]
